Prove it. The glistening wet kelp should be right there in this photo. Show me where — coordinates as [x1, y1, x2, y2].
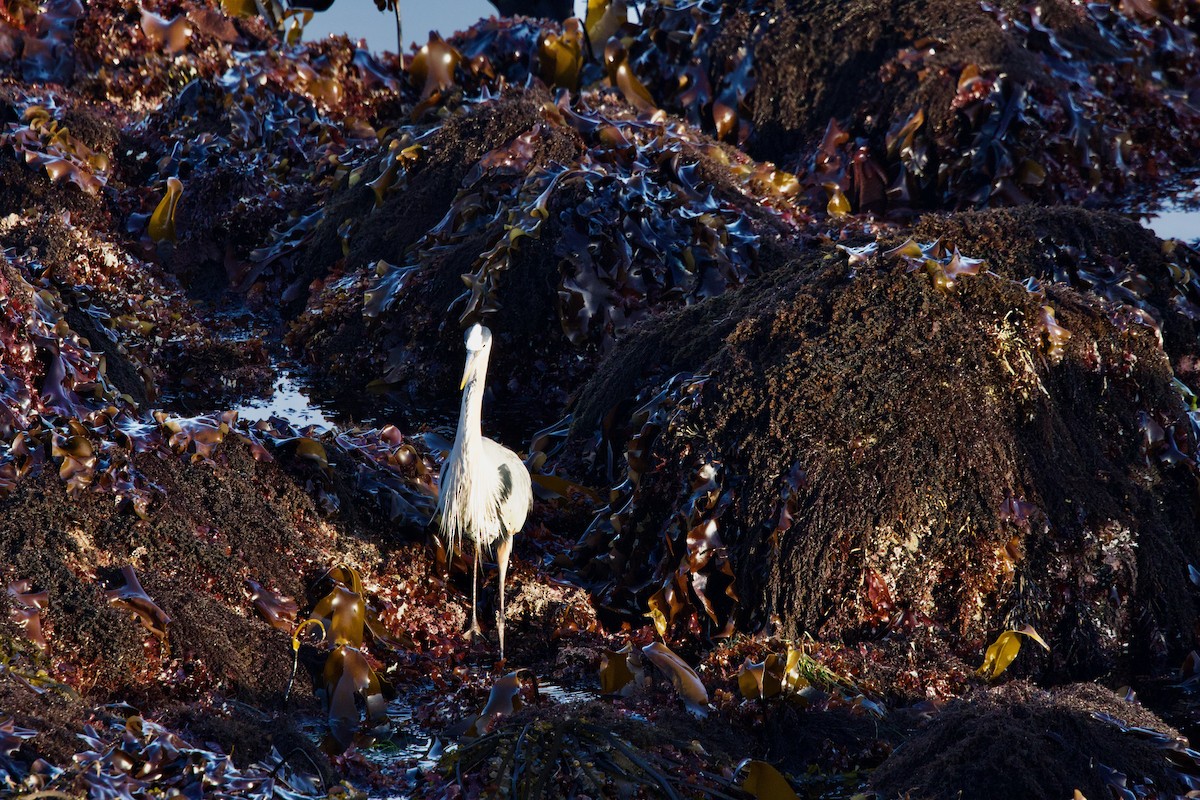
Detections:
[14, 710, 343, 799]
[604, 0, 1200, 212]
[297, 565, 402, 748]
[293, 87, 803, 427]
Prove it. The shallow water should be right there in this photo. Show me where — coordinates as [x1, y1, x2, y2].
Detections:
[318, 673, 601, 798]
[1138, 175, 1200, 243]
[231, 365, 340, 430]
[538, 679, 599, 705]
[230, 359, 455, 434]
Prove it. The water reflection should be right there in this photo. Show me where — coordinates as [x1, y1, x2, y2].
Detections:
[232, 360, 455, 434]
[1139, 175, 1200, 243]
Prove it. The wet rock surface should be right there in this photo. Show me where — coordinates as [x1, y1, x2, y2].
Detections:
[0, 0, 1197, 797]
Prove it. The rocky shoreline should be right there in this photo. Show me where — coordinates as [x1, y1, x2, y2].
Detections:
[0, 0, 1198, 797]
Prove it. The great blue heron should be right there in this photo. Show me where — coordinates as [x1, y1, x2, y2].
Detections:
[437, 323, 532, 659]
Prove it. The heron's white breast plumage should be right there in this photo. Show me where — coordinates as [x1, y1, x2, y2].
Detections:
[437, 436, 530, 555]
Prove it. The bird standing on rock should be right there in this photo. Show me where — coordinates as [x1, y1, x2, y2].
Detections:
[437, 323, 532, 660]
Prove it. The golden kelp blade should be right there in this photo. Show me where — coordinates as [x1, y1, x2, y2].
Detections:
[1016, 624, 1050, 651]
[737, 654, 784, 700]
[537, 18, 584, 91]
[221, 0, 256, 17]
[604, 40, 656, 114]
[740, 759, 800, 800]
[824, 182, 850, 217]
[646, 586, 670, 637]
[103, 566, 171, 639]
[148, 177, 183, 243]
[614, 58, 656, 114]
[641, 641, 709, 715]
[474, 671, 524, 732]
[975, 630, 1020, 680]
[324, 643, 387, 744]
[975, 626, 1050, 680]
[409, 34, 462, 101]
[529, 472, 601, 503]
[585, 0, 626, 59]
[1039, 305, 1072, 362]
[140, 9, 193, 54]
[599, 644, 643, 695]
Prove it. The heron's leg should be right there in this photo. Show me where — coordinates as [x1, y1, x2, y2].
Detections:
[497, 534, 512, 661]
[469, 536, 483, 638]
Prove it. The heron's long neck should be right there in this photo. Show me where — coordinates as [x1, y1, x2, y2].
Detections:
[456, 351, 489, 457]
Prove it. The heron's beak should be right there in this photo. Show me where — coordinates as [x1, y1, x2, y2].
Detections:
[460, 352, 475, 391]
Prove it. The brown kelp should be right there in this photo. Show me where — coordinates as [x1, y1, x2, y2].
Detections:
[292, 87, 804, 428]
[12, 711, 341, 799]
[297, 565, 405, 747]
[608, 0, 1200, 212]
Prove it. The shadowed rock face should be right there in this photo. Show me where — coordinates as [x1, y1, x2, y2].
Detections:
[489, 0, 572, 21]
[569, 217, 1200, 683]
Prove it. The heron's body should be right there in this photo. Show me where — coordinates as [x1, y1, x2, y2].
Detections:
[438, 437, 528, 554]
[436, 324, 531, 658]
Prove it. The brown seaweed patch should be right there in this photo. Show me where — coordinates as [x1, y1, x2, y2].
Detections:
[103, 565, 171, 639]
[871, 683, 1199, 800]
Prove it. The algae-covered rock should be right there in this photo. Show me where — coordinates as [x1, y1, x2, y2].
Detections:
[621, 0, 1200, 210]
[571, 224, 1199, 682]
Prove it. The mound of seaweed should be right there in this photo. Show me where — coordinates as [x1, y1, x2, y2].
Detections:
[0, 436, 327, 704]
[871, 682, 1198, 800]
[0, 235, 444, 705]
[0, 205, 274, 408]
[0, 88, 114, 232]
[616, 0, 1200, 212]
[116, 38, 405, 301]
[569, 229, 1200, 684]
[290, 88, 803, 428]
[910, 206, 1200, 395]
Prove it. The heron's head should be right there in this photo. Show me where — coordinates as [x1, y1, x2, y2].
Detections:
[465, 323, 492, 353]
[461, 323, 493, 389]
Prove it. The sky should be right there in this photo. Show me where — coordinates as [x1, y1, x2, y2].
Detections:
[302, 0, 588, 54]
